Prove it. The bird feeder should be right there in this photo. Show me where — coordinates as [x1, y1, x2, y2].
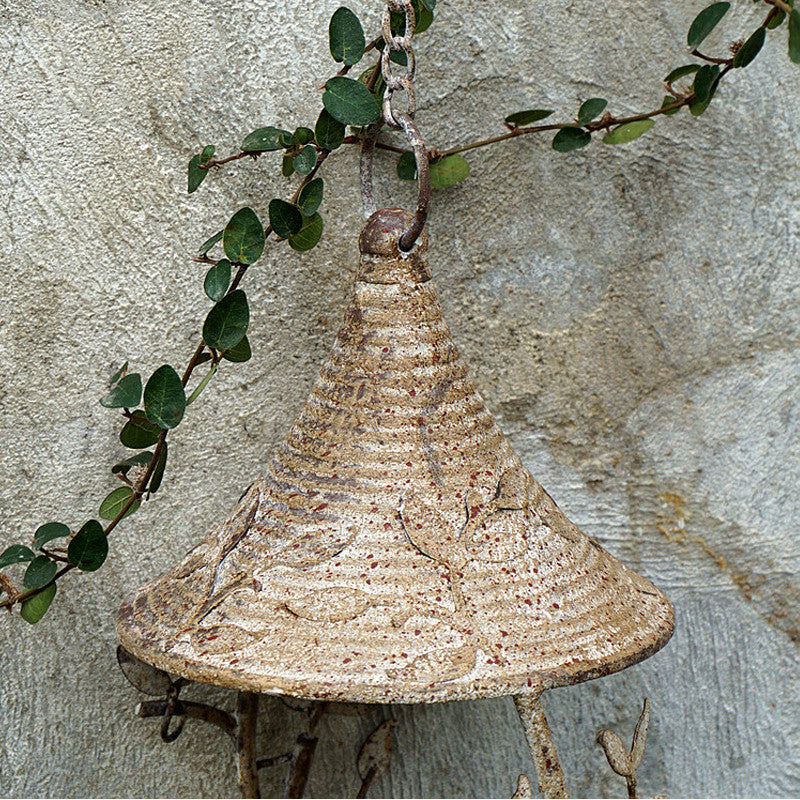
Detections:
[118, 207, 674, 797]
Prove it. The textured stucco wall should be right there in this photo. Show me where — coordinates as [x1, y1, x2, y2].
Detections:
[1, 0, 799, 797]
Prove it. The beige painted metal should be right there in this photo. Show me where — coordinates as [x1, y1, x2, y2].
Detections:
[117, 208, 674, 704]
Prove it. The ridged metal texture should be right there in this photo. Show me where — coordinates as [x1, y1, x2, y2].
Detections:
[117, 209, 674, 704]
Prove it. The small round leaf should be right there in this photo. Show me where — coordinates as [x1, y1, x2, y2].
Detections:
[99, 486, 140, 521]
[68, 520, 108, 572]
[32, 522, 70, 550]
[396, 151, 417, 181]
[242, 126, 291, 152]
[148, 443, 168, 494]
[223, 207, 265, 265]
[21, 583, 57, 624]
[687, 2, 730, 50]
[269, 199, 303, 239]
[297, 178, 324, 216]
[329, 7, 366, 66]
[293, 145, 318, 175]
[120, 410, 161, 448]
[289, 213, 324, 252]
[577, 98, 607, 124]
[223, 335, 252, 363]
[0, 544, 35, 569]
[198, 230, 223, 256]
[733, 27, 765, 68]
[144, 366, 186, 430]
[100, 373, 142, 409]
[504, 109, 554, 127]
[23, 555, 57, 590]
[323, 77, 381, 126]
[203, 290, 250, 352]
[552, 126, 591, 152]
[204, 259, 232, 302]
[602, 118, 656, 145]
[429, 154, 470, 189]
[315, 109, 345, 151]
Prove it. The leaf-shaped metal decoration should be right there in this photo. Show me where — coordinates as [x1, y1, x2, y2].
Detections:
[117, 645, 173, 696]
[284, 588, 374, 622]
[357, 719, 396, 782]
[400, 491, 460, 566]
[512, 774, 533, 799]
[630, 698, 650, 770]
[596, 729, 633, 777]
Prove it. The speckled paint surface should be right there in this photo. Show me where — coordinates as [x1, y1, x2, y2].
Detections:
[1, 0, 799, 797]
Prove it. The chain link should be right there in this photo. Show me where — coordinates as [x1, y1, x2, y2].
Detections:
[380, 0, 417, 129]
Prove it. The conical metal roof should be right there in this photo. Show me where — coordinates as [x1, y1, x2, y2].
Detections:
[117, 209, 673, 704]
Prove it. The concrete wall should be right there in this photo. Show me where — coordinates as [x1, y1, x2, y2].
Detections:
[1, 0, 798, 796]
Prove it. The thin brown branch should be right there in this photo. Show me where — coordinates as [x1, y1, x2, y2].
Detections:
[200, 151, 257, 170]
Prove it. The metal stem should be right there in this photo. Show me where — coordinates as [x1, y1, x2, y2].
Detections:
[236, 691, 261, 798]
[513, 694, 568, 799]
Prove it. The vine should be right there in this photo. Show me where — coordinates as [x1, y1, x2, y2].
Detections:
[1, 0, 798, 622]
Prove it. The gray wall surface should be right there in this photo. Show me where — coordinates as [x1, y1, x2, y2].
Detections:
[1, 0, 798, 797]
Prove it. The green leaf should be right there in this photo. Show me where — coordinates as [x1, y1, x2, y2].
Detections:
[222, 335, 252, 363]
[23, 555, 57, 590]
[0, 544, 35, 569]
[329, 6, 366, 65]
[111, 451, 153, 476]
[504, 109, 554, 127]
[297, 178, 324, 216]
[188, 145, 215, 194]
[733, 26, 765, 68]
[552, 126, 591, 152]
[789, 9, 800, 63]
[289, 213, 324, 252]
[269, 199, 303, 239]
[282, 155, 295, 177]
[99, 486, 140, 521]
[21, 583, 57, 624]
[315, 109, 346, 151]
[429, 154, 470, 188]
[144, 365, 186, 429]
[767, 9, 785, 29]
[421, 0, 435, 8]
[223, 207, 265, 265]
[32, 522, 70, 550]
[664, 64, 701, 83]
[602, 118, 656, 145]
[203, 290, 250, 351]
[120, 410, 161, 448]
[396, 150, 417, 181]
[109, 361, 128, 387]
[291, 127, 315, 146]
[67, 520, 108, 572]
[100, 373, 142, 409]
[148, 442, 167, 494]
[661, 95, 682, 115]
[293, 145, 318, 175]
[323, 77, 381, 126]
[198, 230, 223, 256]
[204, 259, 232, 302]
[690, 64, 721, 115]
[195, 352, 213, 366]
[687, 2, 730, 50]
[577, 98, 608, 124]
[242, 126, 292, 152]
[414, 2, 434, 34]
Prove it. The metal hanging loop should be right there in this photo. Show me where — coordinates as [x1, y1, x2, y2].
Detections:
[393, 112, 429, 252]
